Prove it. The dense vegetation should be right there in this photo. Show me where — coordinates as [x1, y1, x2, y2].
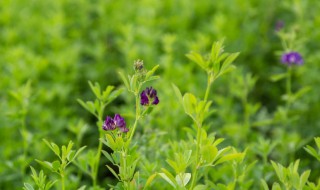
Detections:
[1, 0, 320, 189]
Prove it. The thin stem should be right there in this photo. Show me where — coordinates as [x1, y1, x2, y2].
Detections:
[204, 72, 213, 102]
[93, 119, 104, 187]
[61, 172, 65, 190]
[190, 124, 201, 190]
[122, 150, 129, 187]
[128, 92, 141, 144]
[286, 66, 292, 110]
[119, 88, 141, 186]
[242, 92, 250, 135]
[281, 38, 289, 52]
[20, 113, 27, 178]
[189, 72, 213, 189]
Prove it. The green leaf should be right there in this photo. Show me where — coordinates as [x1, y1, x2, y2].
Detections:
[72, 146, 86, 162]
[271, 161, 285, 182]
[45, 180, 57, 190]
[159, 168, 177, 188]
[292, 86, 311, 101]
[144, 75, 160, 83]
[88, 81, 101, 99]
[299, 170, 311, 189]
[166, 159, 179, 174]
[62, 145, 67, 159]
[315, 137, 320, 149]
[217, 52, 230, 63]
[183, 93, 197, 121]
[260, 180, 269, 190]
[158, 173, 176, 188]
[186, 51, 208, 71]
[51, 144, 60, 157]
[102, 150, 115, 164]
[144, 173, 157, 189]
[36, 160, 54, 172]
[220, 52, 239, 71]
[67, 150, 76, 161]
[106, 87, 123, 104]
[211, 40, 224, 62]
[293, 160, 300, 173]
[23, 183, 34, 190]
[118, 72, 130, 90]
[184, 150, 192, 163]
[213, 138, 224, 147]
[102, 85, 115, 99]
[194, 185, 208, 190]
[215, 153, 243, 165]
[77, 185, 86, 190]
[145, 64, 160, 80]
[52, 160, 61, 171]
[218, 65, 236, 76]
[201, 144, 218, 164]
[270, 73, 287, 82]
[175, 173, 191, 187]
[172, 84, 183, 105]
[67, 141, 74, 153]
[30, 166, 37, 179]
[130, 75, 137, 92]
[210, 147, 230, 165]
[77, 99, 96, 116]
[43, 139, 60, 158]
[106, 165, 120, 180]
[271, 183, 282, 190]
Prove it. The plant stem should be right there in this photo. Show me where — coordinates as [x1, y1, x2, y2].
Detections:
[93, 119, 104, 187]
[190, 72, 213, 189]
[242, 92, 250, 135]
[120, 89, 141, 186]
[204, 72, 213, 102]
[20, 113, 27, 178]
[286, 66, 292, 111]
[190, 123, 201, 190]
[128, 92, 141, 144]
[61, 172, 65, 190]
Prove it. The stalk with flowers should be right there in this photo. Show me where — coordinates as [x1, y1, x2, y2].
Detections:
[100, 60, 160, 189]
[273, 22, 309, 122]
[156, 40, 244, 189]
[77, 82, 124, 188]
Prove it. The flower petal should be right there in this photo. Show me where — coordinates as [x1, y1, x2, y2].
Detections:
[114, 114, 126, 128]
[102, 116, 116, 130]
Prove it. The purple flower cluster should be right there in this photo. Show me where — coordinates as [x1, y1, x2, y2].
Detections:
[281, 52, 304, 66]
[275, 20, 284, 31]
[102, 114, 128, 133]
[102, 87, 159, 133]
[140, 87, 159, 106]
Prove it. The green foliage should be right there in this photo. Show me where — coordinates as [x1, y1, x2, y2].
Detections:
[23, 167, 57, 190]
[262, 160, 315, 190]
[304, 137, 320, 162]
[34, 140, 85, 190]
[1, 0, 320, 189]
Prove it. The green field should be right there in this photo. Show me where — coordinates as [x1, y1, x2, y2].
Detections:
[1, 0, 320, 189]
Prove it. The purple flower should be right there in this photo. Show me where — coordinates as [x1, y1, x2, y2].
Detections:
[140, 87, 159, 106]
[102, 114, 128, 132]
[281, 52, 304, 66]
[102, 116, 116, 130]
[275, 20, 284, 31]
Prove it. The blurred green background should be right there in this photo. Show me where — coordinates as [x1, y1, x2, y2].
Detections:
[1, 0, 320, 189]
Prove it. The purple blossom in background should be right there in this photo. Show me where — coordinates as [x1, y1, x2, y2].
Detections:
[102, 116, 116, 130]
[281, 52, 304, 66]
[275, 20, 284, 31]
[114, 114, 128, 132]
[140, 87, 159, 106]
[102, 114, 128, 132]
